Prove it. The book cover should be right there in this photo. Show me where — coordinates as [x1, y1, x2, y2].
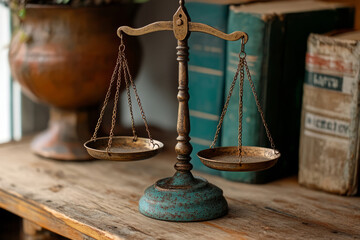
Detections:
[187, 2, 229, 175]
[221, 1, 355, 183]
[299, 32, 360, 195]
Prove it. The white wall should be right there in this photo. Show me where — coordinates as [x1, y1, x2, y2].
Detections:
[120, 0, 179, 131]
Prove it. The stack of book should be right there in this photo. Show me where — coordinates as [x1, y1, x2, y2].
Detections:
[187, 0, 355, 183]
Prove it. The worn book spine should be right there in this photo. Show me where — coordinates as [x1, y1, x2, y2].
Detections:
[299, 33, 360, 196]
[187, 2, 229, 175]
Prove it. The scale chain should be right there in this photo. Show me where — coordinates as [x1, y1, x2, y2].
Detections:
[120, 33, 159, 148]
[243, 58, 277, 153]
[106, 53, 124, 153]
[238, 56, 245, 161]
[91, 32, 159, 154]
[211, 39, 278, 157]
[237, 41, 246, 163]
[122, 50, 138, 141]
[91, 48, 122, 141]
[124, 60, 159, 148]
[210, 39, 244, 149]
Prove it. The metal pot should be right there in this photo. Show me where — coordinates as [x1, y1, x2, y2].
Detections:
[9, 4, 141, 160]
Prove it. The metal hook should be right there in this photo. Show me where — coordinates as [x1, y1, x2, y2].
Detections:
[152, 142, 160, 149]
[239, 37, 246, 58]
[119, 32, 126, 52]
[106, 146, 111, 156]
[133, 134, 138, 142]
[237, 146, 243, 166]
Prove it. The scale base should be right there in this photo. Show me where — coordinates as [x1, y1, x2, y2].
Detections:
[139, 172, 228, 221]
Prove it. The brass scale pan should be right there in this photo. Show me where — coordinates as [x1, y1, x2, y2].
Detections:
[197, 146, 279, 172]
[84, 136, 164, 161]
[85, 137, 278, 172]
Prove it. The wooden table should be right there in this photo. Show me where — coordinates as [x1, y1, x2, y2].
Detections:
[0, 138, 359, 240]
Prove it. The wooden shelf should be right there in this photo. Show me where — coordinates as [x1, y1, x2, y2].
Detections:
[0, 138, 359, 239]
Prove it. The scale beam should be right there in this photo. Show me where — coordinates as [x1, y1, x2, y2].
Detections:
[117, 5, 248, 43]
[118, 21, 248, 43]
[117, 21, 173, 37]
[189, 22, 248, 42]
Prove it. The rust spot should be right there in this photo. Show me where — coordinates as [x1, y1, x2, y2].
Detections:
[128, 200, 138, 206]
[49, 184, 64, 193]
[55, 170, 65, 179]
[105, 189, 116, 195]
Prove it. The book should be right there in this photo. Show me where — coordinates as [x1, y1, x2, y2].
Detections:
[299, 31, 360, 195]
[221, 1, 355, 183]
[187, 1, 229, 175]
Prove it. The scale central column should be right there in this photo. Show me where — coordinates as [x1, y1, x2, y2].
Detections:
[138, 38, 228, 222]
[174, 39, 194, 177]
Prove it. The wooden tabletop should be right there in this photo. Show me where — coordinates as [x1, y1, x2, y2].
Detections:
[0, 137, 359, 240]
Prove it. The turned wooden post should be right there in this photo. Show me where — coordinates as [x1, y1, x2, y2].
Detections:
[174, 39, 193, 173]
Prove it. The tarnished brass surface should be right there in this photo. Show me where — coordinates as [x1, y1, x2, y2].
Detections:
[117, 4, 247, 42]
[189, 22, 248, 42]
[197, 146, 280, 172]
[117, 21, 248, 42]
[117, 21, 173, 37]
[172, 3, 188, 40]
[84, 136, 164, 161]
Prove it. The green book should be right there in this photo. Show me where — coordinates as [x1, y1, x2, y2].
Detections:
[187, 1, 229, 175]
[221, 1, 355, 183]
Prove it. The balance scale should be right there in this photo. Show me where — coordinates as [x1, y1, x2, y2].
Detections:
[84, 0, 280, 222]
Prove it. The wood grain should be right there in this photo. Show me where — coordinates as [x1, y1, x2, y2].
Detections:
[0, 138, 359, 239]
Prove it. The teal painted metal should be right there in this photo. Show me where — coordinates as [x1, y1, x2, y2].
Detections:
[139, 172, 228, 221]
